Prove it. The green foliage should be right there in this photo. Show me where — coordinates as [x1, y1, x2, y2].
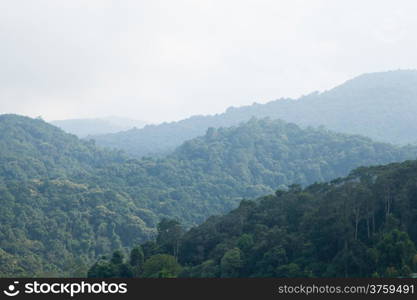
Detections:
[156, 218, 184, 259]
[374, 229, 416, 276]
[129, 246, 144, 277]
[86, 220, 183, 278]
[0, 115, 154, 276]
[110, 251, 124, 265]
[87, 251, 133, 278]
[220, 248, 243, 278]
[87, 260, 119, 278]
[142, 254, 182, 278]
[144, 159, 417, 277]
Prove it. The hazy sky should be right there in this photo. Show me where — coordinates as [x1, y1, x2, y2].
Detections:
[1, 0, 417, 123]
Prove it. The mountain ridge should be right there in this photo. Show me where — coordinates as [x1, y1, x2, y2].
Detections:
[90, 70, 417, 157]
[51, 116, 147, 138]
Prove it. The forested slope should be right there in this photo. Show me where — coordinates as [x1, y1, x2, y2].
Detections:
[92, 159, 417, 278]
[0, 115, 154, 276]
[176, 160, 417, 277]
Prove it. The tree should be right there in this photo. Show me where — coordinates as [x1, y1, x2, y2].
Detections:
[156, 219, 184, 259]
[130, 246, 144, 276]
[220, 248, 243, 278]
[142, 254, 182, 278]
[110, 250, 124, 265]
[87, 260, 117, 278]
[375, 229, 416, 277]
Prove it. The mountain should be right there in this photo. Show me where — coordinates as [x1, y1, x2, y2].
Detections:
[51, 117, 146, 138]
[0, 115, 128, 181]
[91, 117, 417, 226]
[95, 159, 417, 278]
[1, 114, 417, 276]
[0, 115, 155, 276]
[90, 70, 417, 157]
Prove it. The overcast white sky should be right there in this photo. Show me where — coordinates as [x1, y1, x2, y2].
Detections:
[1, 0, 417, 123]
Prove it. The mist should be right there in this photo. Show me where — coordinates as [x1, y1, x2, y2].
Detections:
[1, 0, 417, 123]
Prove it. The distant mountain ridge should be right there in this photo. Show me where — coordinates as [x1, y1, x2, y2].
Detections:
[51, 116, 146, 138]
[90, 70, 417, 157]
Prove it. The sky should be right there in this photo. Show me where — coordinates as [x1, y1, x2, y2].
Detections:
[1, 0, 417, 124]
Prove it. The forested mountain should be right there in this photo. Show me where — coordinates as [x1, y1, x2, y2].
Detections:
[91, 70, 417, 157]
[1, 114, 417, 277]
[91, 159, 417, 278]
[51, 117, 146, 138]
[0, 115, 127, 181]
[87, 117, 417, 227]
[178, 159, 417, 277]
[0, 115, 155, 276]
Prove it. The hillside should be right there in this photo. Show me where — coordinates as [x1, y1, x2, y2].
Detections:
[91, 117, 417, 225]
[176, 159, 417, 277]
[0, 115, 127, 181]
[51, 117, 146, 138]
[94, 159, 417, 278]
[91, 70, 417, 157]
[0, 115, 155, 276]
[1, 115, 417, 276]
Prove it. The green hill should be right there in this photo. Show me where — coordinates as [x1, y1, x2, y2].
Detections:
[0, 115, 126, 181]
[98, 159, 417, 278]
[176, 159, 417, 277]
[0, 115, 155, 276]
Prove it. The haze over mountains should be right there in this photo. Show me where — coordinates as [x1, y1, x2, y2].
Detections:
[4, 0, 417, 281]
[51, 117, 146, 138]
[90, 70, 417, 158]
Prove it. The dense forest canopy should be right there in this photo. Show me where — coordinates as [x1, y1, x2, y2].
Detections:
[90, 70, 417, 157]
[90, 159, 417, 278]
[0, 115, 153, 276]
[0, 115, 127, 181]
[1, 114, 417, 276]
[176, 159, 417, 277]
